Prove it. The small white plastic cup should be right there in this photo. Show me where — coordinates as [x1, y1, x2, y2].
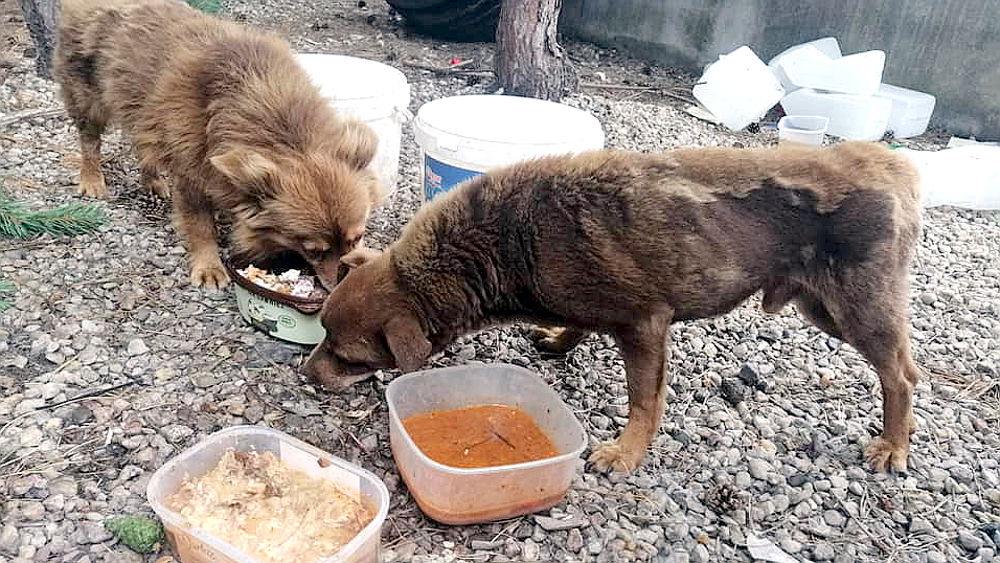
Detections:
[777, 115, 830, 146]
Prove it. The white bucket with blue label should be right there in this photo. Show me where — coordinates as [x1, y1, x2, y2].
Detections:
[413, 95, 605, 202]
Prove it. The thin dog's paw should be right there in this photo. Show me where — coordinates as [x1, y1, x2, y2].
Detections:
[864, 437, 908, 473]
[588, 441, 644, 473]
[190, 260, 230, 290]
[78, 174, 108, 198]
[530, 326, 579, 355]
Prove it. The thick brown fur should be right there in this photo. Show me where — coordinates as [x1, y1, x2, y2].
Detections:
[54, 0, 382, 288]
[304, 142, 923, 474]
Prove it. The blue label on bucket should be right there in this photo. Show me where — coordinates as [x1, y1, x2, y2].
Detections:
[424, 155, 481, 201]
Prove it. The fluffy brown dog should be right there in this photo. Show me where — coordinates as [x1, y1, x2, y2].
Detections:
[54, 0, 381, 288]
[305, 142, 923, 474]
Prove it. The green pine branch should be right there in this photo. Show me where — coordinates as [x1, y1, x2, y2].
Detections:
[0, 190, 107, 240]
[184, 0, 222, 14]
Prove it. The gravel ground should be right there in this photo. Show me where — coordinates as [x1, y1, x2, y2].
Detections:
[2, 1, 1000, 562]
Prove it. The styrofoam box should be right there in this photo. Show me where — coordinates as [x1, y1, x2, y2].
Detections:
[693, 45, 785, 131]
[875, 84, 936, 139]
[781, 88, 891, 141]
[768, 37, 843, 92]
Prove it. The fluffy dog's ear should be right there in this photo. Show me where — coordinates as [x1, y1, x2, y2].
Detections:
[384, 314, 431, 373]
[335, 120, 378, 170]
[210, 148, 277, 185]
[340, 246, 381, 269]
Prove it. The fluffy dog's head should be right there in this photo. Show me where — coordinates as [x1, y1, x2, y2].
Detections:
[302, 248, 433, 390]
[211, 121, 383, 288]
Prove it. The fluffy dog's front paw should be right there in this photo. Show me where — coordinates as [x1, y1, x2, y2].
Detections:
[190, 258, 229, 290]
[588, 440, 645, 473]
[864, 437, 908, 473]
[78, 173, 108, 198]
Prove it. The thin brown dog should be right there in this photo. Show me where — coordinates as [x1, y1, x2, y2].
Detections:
[305, 142, 923, 474]
[54, 0, 382, 288]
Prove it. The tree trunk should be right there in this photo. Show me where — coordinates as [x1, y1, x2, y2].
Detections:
[19, 0, 60, 78]
[495, 0, 577, 102]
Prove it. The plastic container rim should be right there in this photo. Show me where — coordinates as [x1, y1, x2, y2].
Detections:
[146, 425, 390, 563]
[386, 363, 588, 476]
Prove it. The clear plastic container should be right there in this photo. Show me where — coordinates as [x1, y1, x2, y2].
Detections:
[875, 83, 936, 139]
[780, 88, 891, 141]
[147, 426, 389, 563]
[386, 364, 587, 525]
[777, 115, 829, 146]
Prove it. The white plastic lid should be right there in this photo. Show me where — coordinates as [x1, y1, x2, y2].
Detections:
[295, 53, 410, 120]
[413, 94, 605, 169]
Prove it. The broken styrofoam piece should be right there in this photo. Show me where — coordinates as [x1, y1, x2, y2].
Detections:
[769, 37, 842, 65]
[896, 146, 1000, 209]
[947, 136, 1000, 148]
[746, 533, 801, 563]
[875, 84, 936, 139]
[693, 45, 785, 131]
[780, 88, 891, 141]
[768, 37, 842, 92]
[781, 49, 885, 96]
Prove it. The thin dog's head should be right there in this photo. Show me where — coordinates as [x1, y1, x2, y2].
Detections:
[212, 121, 383, 288]
[302, 248, 433, 390]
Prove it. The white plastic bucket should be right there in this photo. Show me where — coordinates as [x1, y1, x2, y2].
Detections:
[412, 95, 605, 202]
[777, 115, 829, 146]
[296, 53, 412, 195]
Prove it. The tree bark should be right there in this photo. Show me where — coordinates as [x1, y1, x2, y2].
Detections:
[19, 0, 60, 78]
[495, 0, 577, 102]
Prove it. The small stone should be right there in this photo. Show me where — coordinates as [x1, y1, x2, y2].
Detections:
[66, 405, 94, 424]
[160, 424, 193, 443]
[78, 521, 113, 544]
[20, 500, 45, 520]
[534, 514, 587, 531]
[813, 543, 836, 561]
[735, 471, 752, 489]
[191, 373, 218, 388]
[47, 476, 77, 497]
[927, 551, 947, 563]
[719, 377, 746, 406]
[470, 540, 499, 551]
[780, 539, 803, 554]
[910, 517, 935, 534]
[958, 531, 984, 551]
[829, 475, 849, 489]
[521, 539, 539, 561]
[0, 525, 19, 555]
[748, 459, 769, 480]
[691, 544, 710, 563]
[567, 529, 584, 552]
[823, 509, 846, 527]
[126, 338, 149, 356]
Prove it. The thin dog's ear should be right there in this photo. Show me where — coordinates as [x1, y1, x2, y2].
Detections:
[384, 314, 431, 373]
[340, 246, 381, 269]
[210, 148, 277, 185]
[335, 120, 378, 170]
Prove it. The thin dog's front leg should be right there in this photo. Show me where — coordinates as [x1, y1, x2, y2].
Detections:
[589, 309, 674, 472]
